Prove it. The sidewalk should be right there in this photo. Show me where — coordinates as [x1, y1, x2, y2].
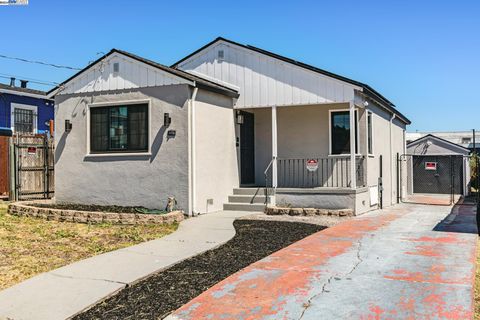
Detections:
[168, 202, 478, 320]
[0, 210, 252, 320]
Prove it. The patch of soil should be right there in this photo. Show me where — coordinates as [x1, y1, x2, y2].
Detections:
[73, 220, 325, 320]
[34, 203, 158, 214]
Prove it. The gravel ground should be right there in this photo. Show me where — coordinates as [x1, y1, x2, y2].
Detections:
[73, 220, 325, 320]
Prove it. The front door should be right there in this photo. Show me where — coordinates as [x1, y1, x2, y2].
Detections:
[240, 111, 255, 185]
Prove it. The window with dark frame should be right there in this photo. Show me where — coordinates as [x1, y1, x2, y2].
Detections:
[330, 110, 358, 155]
[367, 111, 373, 154]
[90, 104, 148, 153]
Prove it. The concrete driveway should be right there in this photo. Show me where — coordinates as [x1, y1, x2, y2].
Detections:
[168, 201, 478, 320]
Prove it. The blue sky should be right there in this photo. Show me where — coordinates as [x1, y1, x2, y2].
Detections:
[0, 0, 478, 132]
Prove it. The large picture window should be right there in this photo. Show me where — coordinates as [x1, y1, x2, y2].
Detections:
[90, 103, 148, 153]
[330, 110, 358, 155]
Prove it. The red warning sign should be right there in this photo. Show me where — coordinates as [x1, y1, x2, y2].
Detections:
[306, 159, 319, 172]
[425, 162, 437, 171]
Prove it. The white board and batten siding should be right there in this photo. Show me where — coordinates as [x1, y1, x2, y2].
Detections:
[58, 53, 191, 95]
[176, 40, 359, 108]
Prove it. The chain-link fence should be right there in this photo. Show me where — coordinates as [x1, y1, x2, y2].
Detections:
[398, 154, 472, 205]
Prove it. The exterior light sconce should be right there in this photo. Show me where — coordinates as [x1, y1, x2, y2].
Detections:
[164, 113, 171, 127]
[236, 111, 244, 125]
[65, 119, 72, 133]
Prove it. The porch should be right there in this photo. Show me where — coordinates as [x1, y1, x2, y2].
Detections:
[231, 102, 374, 214]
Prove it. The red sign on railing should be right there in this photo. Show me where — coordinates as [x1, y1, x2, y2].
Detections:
[306, 159, 319, 172]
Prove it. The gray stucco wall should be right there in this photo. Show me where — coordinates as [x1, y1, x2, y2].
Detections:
[54, 85, 191, 211]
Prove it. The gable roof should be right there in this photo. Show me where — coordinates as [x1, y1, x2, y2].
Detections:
[48, 49, 239, 98]
[407, 134, 470, 154]
[172, 37, 410, 124]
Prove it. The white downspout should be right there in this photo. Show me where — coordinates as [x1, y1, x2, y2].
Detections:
[389, 113, 396, 204]
[349, 101, 356, 189]
[188, 85, 199, 216]
[271, 105, 278, 206]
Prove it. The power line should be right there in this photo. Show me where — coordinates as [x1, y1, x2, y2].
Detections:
[0, 73, 59, 86]
[0, 53, 81, 70]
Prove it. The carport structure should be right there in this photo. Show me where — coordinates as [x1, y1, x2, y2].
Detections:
[402, 134, 471, 204]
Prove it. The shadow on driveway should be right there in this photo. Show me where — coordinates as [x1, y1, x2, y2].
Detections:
[433, 197, 479, 235]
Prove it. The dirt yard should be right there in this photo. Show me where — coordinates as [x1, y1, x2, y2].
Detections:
[0, 202, 178, 290]
[74, 219, 325, 320]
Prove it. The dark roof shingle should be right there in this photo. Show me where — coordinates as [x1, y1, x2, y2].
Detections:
[0, 82, 49, 97]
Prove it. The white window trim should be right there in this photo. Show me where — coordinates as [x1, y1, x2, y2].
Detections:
[328, 108, 360, 156]
[11, 103, 38, 133]
[85, 99, 152, 157]
[366, 110, 374, 156]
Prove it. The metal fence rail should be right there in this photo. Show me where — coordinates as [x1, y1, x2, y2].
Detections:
[277, 156, 365, 188]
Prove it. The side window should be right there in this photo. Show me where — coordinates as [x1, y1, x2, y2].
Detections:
[367, 111, 373, 154]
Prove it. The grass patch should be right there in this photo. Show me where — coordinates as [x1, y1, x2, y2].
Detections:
[0, 202, 178, 290]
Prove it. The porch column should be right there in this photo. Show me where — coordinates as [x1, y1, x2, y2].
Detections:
[349, 101, 356, 189]
[272, 105, 278, 189]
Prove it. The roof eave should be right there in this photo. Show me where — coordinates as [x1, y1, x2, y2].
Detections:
[51, 48, 238, 98]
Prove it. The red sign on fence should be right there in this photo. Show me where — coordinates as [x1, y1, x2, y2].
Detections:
[425, 162, 437, 171]
[27, 147, 36, 155]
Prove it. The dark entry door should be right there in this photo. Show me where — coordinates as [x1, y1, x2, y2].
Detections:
[412, 155, 463, 194]
[240, 111, 255, 185]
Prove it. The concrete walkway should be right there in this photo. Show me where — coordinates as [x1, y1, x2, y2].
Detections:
[0, 210, 252, 320]
[168, 202, 478, 320]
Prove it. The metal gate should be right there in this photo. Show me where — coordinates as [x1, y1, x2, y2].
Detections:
[398, 154, 468, 205]
[13, 134, 54, 200]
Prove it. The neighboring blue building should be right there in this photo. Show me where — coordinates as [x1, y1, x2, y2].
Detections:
[0, 79, 54, 136]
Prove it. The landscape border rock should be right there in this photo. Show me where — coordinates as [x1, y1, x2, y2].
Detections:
[8, 202, 184, 225]
[265, 206, 354, 217]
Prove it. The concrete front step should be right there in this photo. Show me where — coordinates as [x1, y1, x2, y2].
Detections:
[228, 195, 269, 204]
[232, 188, 273, 196]
[223, 203, 266, 212]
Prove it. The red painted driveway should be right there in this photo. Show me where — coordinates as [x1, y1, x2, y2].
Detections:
[167, 202, 478, 320]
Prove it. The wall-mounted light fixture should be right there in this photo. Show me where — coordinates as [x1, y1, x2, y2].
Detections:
[65, 119, 72, 133]
[164, 113, 171, 127]
[236, 111, 244, 125]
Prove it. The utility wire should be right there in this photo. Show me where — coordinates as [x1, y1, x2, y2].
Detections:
[0, 53, 81, 70]
[0, 73, 59, 86]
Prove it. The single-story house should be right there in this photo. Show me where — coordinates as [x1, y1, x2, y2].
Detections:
[405, 134, 470, 196]
[49, 37, 410, 215]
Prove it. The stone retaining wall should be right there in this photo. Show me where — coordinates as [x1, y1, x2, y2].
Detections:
[265, 206, 353, 217]
[8, 202, 184, 225]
